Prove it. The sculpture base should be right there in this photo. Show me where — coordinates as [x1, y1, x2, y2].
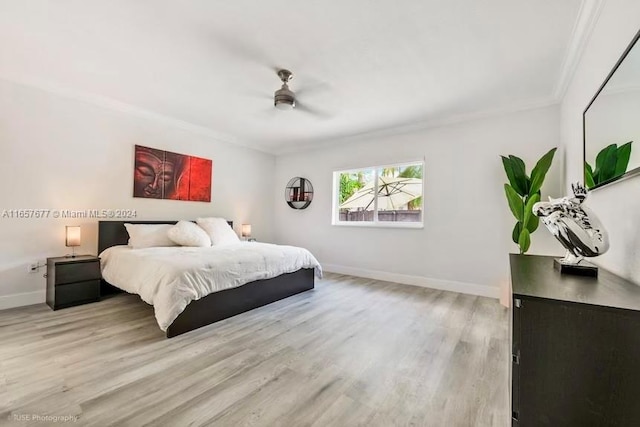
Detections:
[553, 258, 598, 278]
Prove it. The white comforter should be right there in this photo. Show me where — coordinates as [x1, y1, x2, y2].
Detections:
[100, 243, 322, 331]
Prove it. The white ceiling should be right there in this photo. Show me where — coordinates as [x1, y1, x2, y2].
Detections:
[0, 0, 586, 154]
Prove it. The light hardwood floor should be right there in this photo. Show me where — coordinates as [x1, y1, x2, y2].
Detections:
[0, 273, 509, 426]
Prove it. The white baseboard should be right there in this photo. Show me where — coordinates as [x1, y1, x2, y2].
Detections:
[322, 264, 499, 299]
[0, 290, 45, 310]
[0, 268, 498, 310]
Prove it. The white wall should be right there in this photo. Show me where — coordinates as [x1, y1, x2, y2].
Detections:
[561, 0, 640, 284]
[273, 106, 563, 298]
[0, 79, 275, 308]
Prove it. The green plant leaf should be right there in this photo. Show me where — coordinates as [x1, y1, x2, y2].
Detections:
[501, 156, 526, 196]
[614, 141, 632, 177]
[526, 214, 539, 233]
[594, 144, 618, 183]
[522, 193, 540, 230]
[509, 155, 529, 196]
[512, 222, 522, 245]
[504, 184, 524, 221]
[518, 228, 531, 254]
[529, 148, 557, 196]
[585, 162, 595, 189]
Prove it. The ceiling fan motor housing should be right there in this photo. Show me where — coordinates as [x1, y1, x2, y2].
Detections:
[274, 84, 295, 109]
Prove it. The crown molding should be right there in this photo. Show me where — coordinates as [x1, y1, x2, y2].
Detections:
[0, 74, 273, 155]
[274, 97, 559, 156]
[5, 73, 561, 158]
[552, 0, 606, 101]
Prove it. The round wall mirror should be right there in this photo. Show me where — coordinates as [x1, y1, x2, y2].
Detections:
[285, 177, 313, 209]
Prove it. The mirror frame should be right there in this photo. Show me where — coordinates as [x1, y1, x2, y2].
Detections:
[583, 28, 640, 191]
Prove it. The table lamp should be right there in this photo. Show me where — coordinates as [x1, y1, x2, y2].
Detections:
[65, 226, 81, 258]
[241, 224, 251, 240]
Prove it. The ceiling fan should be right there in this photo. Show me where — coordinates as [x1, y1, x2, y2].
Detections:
[271, 68, 330, 117]
[207, 32, 331, 117]
[274, 69, 295, 110]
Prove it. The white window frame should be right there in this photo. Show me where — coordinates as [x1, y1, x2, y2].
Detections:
[331, 160, 425, 229]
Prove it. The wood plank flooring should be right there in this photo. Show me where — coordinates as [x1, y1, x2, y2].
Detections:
[0, 273, 509, 426]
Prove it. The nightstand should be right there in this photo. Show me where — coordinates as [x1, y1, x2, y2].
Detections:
[46, 255, 101, 310]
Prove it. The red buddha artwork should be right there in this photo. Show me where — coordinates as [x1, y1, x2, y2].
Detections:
[133, 145, 212, 202]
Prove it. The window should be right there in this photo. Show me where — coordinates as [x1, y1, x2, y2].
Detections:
[332, 161, 424, 227]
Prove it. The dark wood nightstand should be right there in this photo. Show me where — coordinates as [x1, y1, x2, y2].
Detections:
[46, 255, 101, 310]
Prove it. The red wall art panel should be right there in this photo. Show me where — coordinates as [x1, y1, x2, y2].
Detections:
[133, 145, 212, 202]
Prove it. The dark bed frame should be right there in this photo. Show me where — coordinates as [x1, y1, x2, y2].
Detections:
[98, 220, 314, 338]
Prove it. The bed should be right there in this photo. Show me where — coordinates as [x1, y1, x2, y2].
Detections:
[98, 220, 320, 338]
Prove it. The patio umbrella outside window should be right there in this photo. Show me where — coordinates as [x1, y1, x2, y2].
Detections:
[339, 177, 422, 211]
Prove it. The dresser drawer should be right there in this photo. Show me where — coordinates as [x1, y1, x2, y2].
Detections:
[55, 280, 100, 308]
[55, 261, 101, 285]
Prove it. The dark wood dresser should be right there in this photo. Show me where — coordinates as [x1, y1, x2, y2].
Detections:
[510, 254, 640, 426]
[46, 255, 101, 310]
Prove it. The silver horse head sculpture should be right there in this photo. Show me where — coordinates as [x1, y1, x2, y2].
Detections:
[532, 182, 609, 265]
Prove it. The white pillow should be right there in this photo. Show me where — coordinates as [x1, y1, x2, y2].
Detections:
[167, 220, 211, 247]
[196, 217, 240, 246]
[124, 223, 177, 249]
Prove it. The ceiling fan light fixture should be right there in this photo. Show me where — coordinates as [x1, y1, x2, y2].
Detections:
[275, 100, 294, 110]
[274, 85, 296, 110]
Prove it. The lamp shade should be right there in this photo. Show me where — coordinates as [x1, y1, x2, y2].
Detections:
[241, 224, 252, 238]
[65, 226, 81, 247]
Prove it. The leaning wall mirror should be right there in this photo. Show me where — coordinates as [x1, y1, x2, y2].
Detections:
[584, 29, 640, 190]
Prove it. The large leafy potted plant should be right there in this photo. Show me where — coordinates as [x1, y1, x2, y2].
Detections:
[502, 148, 557, 254]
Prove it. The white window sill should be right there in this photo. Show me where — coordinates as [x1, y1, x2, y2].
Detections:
[331, 222, 424, 229]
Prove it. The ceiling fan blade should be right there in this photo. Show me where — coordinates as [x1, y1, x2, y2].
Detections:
[295, 101, 333, 119]
[209, 30, 281, 72]
[243, 89, 273, 101]
[296, 81, 331, 97]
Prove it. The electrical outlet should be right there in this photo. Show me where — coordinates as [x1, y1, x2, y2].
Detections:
[28, 263, 38, 273]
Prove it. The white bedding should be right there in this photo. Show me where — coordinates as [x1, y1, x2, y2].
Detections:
[100, 242, 322, 331]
